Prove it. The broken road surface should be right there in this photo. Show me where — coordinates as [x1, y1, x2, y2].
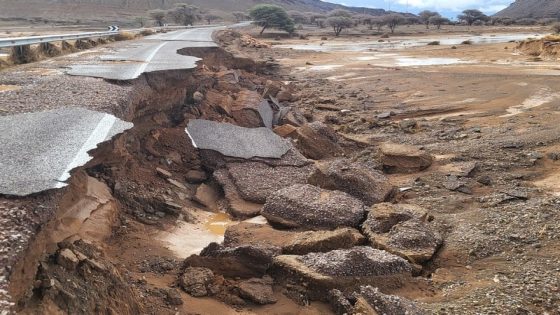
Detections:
[0, 108, 132, 196]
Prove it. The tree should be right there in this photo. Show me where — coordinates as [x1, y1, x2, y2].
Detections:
[371, 16, 386, 32]
[232, 11, 248, 22]
[203, 13, 221, 24]
[327, 16, 353, 36]
[327, 9, 353, 36]
[457, 9, 489, 26]
[149, 9, 166, 27]
[168, 4, 201, 26]
[357, 14, 374, 29]
[288, 11, 309, 25]
[383, 14, 405, 33]
[429, 16, 449, 30]
[249, 4, 295, 35]
[419, 10, 440, 29]
[135, 16, 148, 27]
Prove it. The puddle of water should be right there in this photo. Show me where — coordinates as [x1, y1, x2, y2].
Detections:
[501, 88, 560, 117]
[158, 211, 233, 259]
[0, 85, 21, 93]
[204, 212, 234, 235]
[277, 33, 543, 52]
[296, 64, 343, 71]
[394, 57, 472, 67]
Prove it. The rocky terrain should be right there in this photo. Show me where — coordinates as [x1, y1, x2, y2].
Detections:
[0, 0, 386, 25]
[495, 0, 560, 19]
[1, 23, 560, 315]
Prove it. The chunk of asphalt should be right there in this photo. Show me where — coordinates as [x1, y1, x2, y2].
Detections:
[185, 119, 290, 159]
[0, 108, 133, 196]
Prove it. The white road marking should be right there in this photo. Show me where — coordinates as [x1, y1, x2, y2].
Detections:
[54, 114, 117, 188]
[133, 41, 168, 78]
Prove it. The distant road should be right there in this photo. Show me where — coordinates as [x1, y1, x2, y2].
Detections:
[66, 26, 223, 80]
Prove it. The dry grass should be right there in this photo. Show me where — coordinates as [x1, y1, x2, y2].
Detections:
[9, 45, 39, 64]
[37, 42, 61, 57]
[113, 31, 136, 41]
[140, 29, 156, 36]
[543, 34, 560, 42]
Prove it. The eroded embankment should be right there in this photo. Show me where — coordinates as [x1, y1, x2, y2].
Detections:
[516, 37, 560, 60]
[7, 33, 442, 315]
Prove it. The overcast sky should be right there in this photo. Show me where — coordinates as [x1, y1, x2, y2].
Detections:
[326, 0, 513, 18]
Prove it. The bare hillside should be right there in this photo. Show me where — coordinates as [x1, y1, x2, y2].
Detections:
[495, 0, 560, 18]
[0, 0, 387, 25]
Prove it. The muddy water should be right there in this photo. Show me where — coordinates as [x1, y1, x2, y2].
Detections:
[277, 33, 543, 52]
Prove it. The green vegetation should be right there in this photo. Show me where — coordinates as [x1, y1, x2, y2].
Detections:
[383, 14, 405, 33]
[249, 4, 295, 35]
[457, 9, 489, 26]
[168, 4, 201, 26]
[326, 10, 353, 36]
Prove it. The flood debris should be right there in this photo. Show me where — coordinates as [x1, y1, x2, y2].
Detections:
[186, 119, 290, 159]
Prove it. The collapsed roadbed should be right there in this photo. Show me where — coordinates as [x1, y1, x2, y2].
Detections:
[1, 29, 559, 315]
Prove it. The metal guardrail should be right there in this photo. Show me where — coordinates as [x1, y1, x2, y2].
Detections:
[0, 24, 223, 49]
[0, 31, 119, 48]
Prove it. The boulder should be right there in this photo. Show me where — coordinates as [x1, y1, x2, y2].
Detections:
[295, 122, 343, 160]
[270, 247, 412, 300]
[262, 184, 366, 230]
[309, 159, 395, 206]
[179, 267, 215, 297]
[379, 143, 433, 173]
[237, 277, 277, 305]
[224, 222, 365, 255]
[226, 162, 316, 204]
[193, 183, 219, 210]
[204, 90, 233, 116]
[362, 203, 442, 264]
[184, 243, 281, 278]
[214, 169, 263, 218]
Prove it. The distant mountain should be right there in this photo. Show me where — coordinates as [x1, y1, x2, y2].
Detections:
[494, 0, 560, 19]
[0, 0, 389, 25]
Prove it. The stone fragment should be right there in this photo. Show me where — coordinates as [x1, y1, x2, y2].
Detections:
[309, 159, 394, 206]
[271, 247, 412, 299]
[164, 288, 184, 305]
[295, 122, 343, 160]
[226, 162, 316, 204]
[156, 167, 172, 178]
[362, 203, 442, 264]
[184, 243, 281, 278]
[330, 286, 423, 315]
[213, 169, 263, 218]
[274, 124, 298, 138]
[262, 184, 366, 230]
[185, 170, 207, 183]
[380, 143, 433, 173]
[57, 249, 79, 270]
[237, 277, 277, 305]
[179, 267, 215, 297]
[224, 222, 365, 255]
[193, 183, 219, 209]
[167, 178, 187, 190]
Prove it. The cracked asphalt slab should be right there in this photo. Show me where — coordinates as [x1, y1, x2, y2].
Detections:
[67, 27, 222, 80]
[186, 119, 290, 159]
[0, 108, 132, 196]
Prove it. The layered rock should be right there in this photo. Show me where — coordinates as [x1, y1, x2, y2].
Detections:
[362, 203, 442, 264]
[262, 184, 366, 229]
[329, 285, 424, 315]
[379, 143, 433, 173]
[270, 247, 412, 299]
[224, 222, 365, 255]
